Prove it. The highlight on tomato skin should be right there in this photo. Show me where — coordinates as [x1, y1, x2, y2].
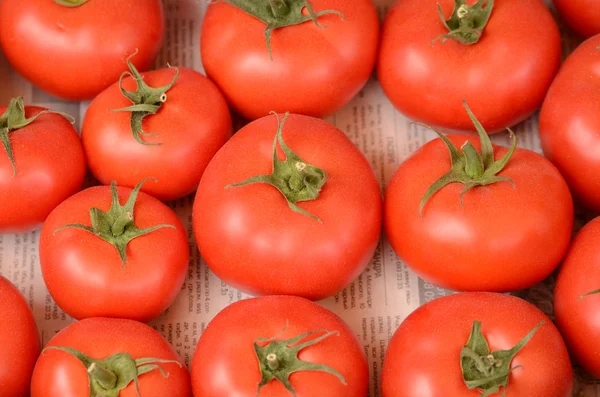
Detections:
[193, 112, 383, 301]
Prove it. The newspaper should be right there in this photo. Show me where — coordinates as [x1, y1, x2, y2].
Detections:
[0, 0, 594, 395]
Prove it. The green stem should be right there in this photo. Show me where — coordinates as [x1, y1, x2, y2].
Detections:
[88, 362, 118, 389]
[111, 212, 133, 236]
[266, 353, 279, 370]
[269, 0, 290, 16]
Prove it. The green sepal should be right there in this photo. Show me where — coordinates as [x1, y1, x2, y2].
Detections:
[42, 346, 181, 397]
[54, 0, 90, 6]
[580, 288, 600, 301]
[54, 179, 175, 264]
[254, 321, 347, 397]
[432, 0, 494, 45]
[460, 320, 543, 397]
[226, 112, 327, 223]
[111, 51, 180, 145]
[0, 97, 75, 176]
[213, 0, 345, 59]
[419, 100, 517, 215]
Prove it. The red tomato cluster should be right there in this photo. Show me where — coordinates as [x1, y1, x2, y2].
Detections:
[0, 0, 598, 396]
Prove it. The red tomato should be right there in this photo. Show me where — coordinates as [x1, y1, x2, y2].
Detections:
[540, 35, 600, 211]
[378, 0, 561, 133]
[0, 99, 86, 233]
[83, 63, 232, 202]
[39, 182, 189, 322]
[191, 295, 367, 397]
[382, 292, 573, 397]
[201, 0, 379, 120]
[31, 317, 190, 397]
[0, 276, 40, 397]
[0, 0, 164, 101]
[554, 0, 600, 38]
[385, 128, 573, 291]
[554, 217, 600, 378]
[193, 113, 382, 300]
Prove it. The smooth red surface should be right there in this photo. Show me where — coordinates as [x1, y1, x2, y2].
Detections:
[555, 217, 600, 378]
[201, 0, 379, 120]
[39, 185, 189, 322]
[31, 318, 191, 397]
[0, 277, 40, 397]
[378, 0, 561, 133]
[384, 134, 573, 291]
[554, 0, 600, 38]
[0, 0, 164, 101]
[191, 296, 368, 397]
[540, 35, 600, 211]
[193, 113, 382, 300]
[83, 67, 232, 202]
[0, 106, 85, 233]
[382, 293, 573, 397]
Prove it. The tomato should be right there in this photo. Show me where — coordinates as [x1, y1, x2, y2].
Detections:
[200, 0, 379, 120]
[0, 276, 40, 397]
[83, 58, 232, 202]
[539, 35, 600, 212]
[39, 180, 189, 322]
[0, 98, 86, 233]
[191, 295, 367, 397]
[193, 113, 382, 300]
[554, 217, 600, 378]
[554, 0, 600, 38]
[384, 103, 573, 291]
[378, 0, 561, 133]
[0, 0, 164, 101]
[382, 292, 573, 397]
[31, 317, 190, 397]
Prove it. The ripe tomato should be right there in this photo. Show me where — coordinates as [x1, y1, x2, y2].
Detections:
[0, 98, 86, 233]
[201, 0, 379, 120]
[378, 0, 561, 133]
[0, 276, 40, 397]
[39, 181, 189, 322]
[31, 317, 190, 397]
[83, 59, 232, 202]
[384, 104, 573, 291]
[539, 35, 600, 211]
[554, 217, 600, 378]
[382, 292, 573, 397]
[554, 0, 600, 38]
[191, 295, 367, 397]
[0, 0, 164, 101]
[193, 113, 382, 300]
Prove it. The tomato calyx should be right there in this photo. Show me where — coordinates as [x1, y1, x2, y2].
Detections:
[254, 321, 347, 396]
[53, 179, 175, 264]
[42, 346, 181, 397]
[111, 51, 180, 145]
[432, 0, 494, 45]
[0, 96, 74, 176]
[54, 0, 90, 6]
[419, 101, 517, 215]
[226, 112, 327, 222]
[461, 320, 543, 397]
[579, 288, 600, 300]
[214, 0, 345, 59]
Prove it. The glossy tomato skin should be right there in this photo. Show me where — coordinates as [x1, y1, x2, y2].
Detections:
[382, 292, 573, 396]
[0, 0, 164, 101]
[554, 0, 600, 38]
[193, 114, 382, 300]
[83, 68, 232, 202]
[554, 217, 600, 378]
[31, 318, 191, 397]
[540, 35, 600, 211]
[39, 185, 189, 322]
[191, 295, 368, 397]
[378, 0, 561, 133]
[0, 106, 86, 233]
[0, 276, 40, 397]
[201, 0, 379, 120]
[384, 134, 573, 291]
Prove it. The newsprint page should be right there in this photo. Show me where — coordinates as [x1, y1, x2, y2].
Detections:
[0, 0, 594, 395]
